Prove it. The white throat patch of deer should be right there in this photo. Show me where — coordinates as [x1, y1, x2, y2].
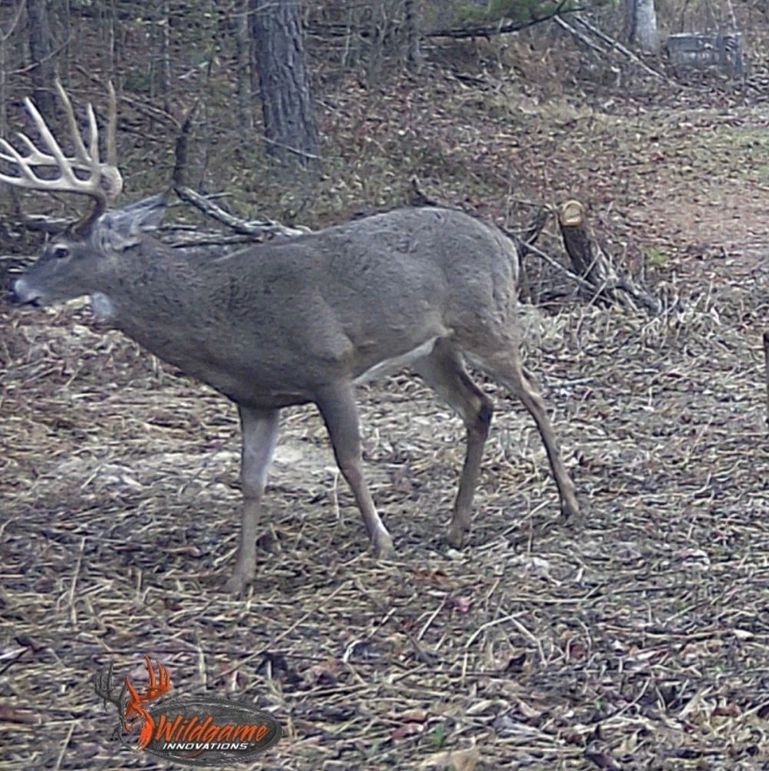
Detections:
[5, 84, 580, 594]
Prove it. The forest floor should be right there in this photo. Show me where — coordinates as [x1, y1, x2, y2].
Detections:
[3, 35, 769, 771]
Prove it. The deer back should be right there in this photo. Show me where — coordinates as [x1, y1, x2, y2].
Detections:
[15, 204, 519, 408]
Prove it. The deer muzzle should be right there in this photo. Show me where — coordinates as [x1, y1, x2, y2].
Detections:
[8, 277, 43, 307]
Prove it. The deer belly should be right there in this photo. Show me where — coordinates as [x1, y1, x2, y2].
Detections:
[354, 337, 439, 384]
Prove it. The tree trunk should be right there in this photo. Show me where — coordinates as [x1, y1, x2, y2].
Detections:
[250, 0, 319, 170]
[234, 0, 254, 136]
[404, 0, 422, 70]
[26, 0, 56, 115]
[624, 0, 660, 55]
[159, 0, 172, 113]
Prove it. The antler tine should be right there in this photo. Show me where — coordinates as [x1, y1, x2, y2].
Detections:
[153, 660, 171, 697]
[97, 82, 123, 203]
[1, 126, 93, 175]
[0, 133, 59, 171]
[124, 676, 142, 709]
[0, 104, 71, 190]
[0, 136, 49, 188]
[0, 94, 106, 196]
[0, 81, 124, 233]
[106, 81, 118, 169]
[159, 662, 171, 693]
[24, 96, 89, 187]
[145, 656, 157, 691]
[54, 79, 92, 167]
[86, 104, 100, 165]
[143, 656, 172, 698]
[13, 131, 61, 167]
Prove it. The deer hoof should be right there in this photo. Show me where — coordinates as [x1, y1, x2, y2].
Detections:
[560, 496, 581, 520]
[447, 526, 467, 549]
[373, 531, 394, 559]
[225, 565, 254, 596]
[225, 575, 247, 596]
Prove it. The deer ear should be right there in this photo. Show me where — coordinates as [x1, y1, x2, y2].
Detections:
[94, 194, 168, 252]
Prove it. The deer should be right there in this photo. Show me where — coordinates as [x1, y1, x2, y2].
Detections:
[3, 83, 580, 593]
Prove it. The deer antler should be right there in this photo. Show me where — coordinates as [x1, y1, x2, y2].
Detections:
[0, 80, 123, 234]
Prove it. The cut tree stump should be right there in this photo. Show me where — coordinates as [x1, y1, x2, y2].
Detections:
[557, 199, 661, 314]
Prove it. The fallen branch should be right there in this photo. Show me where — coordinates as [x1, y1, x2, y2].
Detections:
[554, 14, 667, 81]
[518, 239, 600, 296]
[170, 102, 308, 239]
[553, 14, 606, 56]
[426, 1, 582, 40]
[513, 207, 550, 257]
[174, 186, 309, 239]
[503, 207, 550, 305]
[308, 2, 582, 42]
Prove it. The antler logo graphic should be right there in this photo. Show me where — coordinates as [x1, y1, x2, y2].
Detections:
[94, 656, 172, 749]
[94, 657, 282, 766]
[124, 657, 172, 748]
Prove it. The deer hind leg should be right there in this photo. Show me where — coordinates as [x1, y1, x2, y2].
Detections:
[412, 339, 493, 548]
[316, 382, 394, 557]
[468, 342, 580, 519]
[229, 405, 280, 594]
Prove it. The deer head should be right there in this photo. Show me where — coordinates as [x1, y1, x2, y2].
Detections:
[3, 82, 166, 312]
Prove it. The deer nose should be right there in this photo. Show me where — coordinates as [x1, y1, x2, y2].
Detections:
[7, 278, 22, 304]
[8, 277, 41, 306]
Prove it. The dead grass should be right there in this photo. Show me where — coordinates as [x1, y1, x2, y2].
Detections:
[2, 248, 769, 769]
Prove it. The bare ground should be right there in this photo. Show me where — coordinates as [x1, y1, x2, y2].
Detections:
[3, 62, 769, 771]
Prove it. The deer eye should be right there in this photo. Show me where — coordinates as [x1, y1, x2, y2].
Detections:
[52, 245, 70, 259]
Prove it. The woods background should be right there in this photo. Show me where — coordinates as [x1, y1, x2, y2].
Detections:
[1, 0, 766, 235]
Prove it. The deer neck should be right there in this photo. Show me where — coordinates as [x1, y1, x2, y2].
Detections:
[92, 245, 218, 356]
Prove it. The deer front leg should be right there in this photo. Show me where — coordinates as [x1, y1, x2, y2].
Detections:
[227, 405, 280, 594]
[316, 383, 394, 557]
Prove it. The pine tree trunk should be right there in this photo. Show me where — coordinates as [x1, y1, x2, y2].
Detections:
[404, 0, 422, 70]
[26, 0, 56, 116]
[250, 0, 319, 170]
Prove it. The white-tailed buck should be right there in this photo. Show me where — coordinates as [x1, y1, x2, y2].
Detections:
[4, 84, 580, 592]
